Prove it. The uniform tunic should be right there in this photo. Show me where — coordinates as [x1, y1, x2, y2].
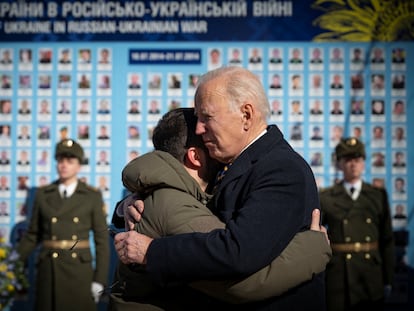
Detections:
[17, 180, 110, 311]
[319, 181, 395, 311]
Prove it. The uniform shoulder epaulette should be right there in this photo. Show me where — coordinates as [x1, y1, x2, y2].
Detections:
[41, 183, 56, 192]
[319, 186, 332, 193]
[366, 183, 386, 194]
[85, 184, 100, 193]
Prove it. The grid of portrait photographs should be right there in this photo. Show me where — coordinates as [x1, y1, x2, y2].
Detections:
[0, 46, 120, 233]
[0, 43, 410, 252]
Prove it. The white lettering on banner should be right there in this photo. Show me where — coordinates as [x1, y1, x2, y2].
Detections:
[62, 1, 145, 18]
[130, 52, 147, 61]
[181, 21, 208, 33]
[150, 1, 247, 17]
[2, 20, 200, 35]
[53, 21, 66, 33]
[4, 21, 51, 33]
[0, 1, 295, 19]
[184, 52, 201, 61]
[67, 21, 117, 33]
[0, 2, 44, 18]
[130, 50, 201, 63]
[0, 1, 296, 35]
[119, 21, 179, 33]
[47, 2, 58, 18]
[253, 1, 293, 17]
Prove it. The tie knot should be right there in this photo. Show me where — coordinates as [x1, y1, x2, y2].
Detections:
[350, 187, 355, 194]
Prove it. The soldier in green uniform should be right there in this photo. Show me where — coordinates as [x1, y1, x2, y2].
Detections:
[319, 137, 395, 311]
[16, 139, 110, 311]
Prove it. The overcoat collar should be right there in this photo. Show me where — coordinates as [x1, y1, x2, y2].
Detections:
[218, 125, 283, 190]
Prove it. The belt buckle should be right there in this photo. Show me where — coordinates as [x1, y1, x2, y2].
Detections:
[60, 240, 69, 248]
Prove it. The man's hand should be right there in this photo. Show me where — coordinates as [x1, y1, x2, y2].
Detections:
[124, 198, 144, 230]
[114, 230, 153, 265]
[310, 209, 329, 244]
[116, 194, 144, 231]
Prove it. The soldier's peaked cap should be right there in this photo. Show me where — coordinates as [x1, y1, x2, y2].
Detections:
[55, 139, 84, 161]
[335, 137, 365, 159]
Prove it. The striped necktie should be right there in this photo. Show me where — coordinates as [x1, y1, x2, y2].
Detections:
[213, 163, 232, 193]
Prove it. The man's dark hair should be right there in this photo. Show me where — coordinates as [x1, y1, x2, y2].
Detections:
[152, 108, 206, 163]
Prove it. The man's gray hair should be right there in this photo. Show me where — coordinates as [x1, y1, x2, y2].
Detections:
[196, 66, 271, 120]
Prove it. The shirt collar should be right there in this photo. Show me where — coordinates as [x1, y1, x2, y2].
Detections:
[238, 129, 267, 157]
[59, 181, 78, 198]
[344, 180, 362, 199]
[344, 179, 362, 191]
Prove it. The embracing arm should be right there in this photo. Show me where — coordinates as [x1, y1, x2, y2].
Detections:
[117, 148, 330, 301]
[117, 198, 331, 303]
[190, 209, 331, 303]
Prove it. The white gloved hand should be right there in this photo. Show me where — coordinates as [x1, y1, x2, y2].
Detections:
[91, 281, 104, 303]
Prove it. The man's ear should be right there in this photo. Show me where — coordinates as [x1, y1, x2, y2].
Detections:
[241, 102, 253, 119]
[241, 102, 254, 130]
[185, 147, 202, 168]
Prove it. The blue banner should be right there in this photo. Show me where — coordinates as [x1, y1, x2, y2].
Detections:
[0, 0, 321, 42]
